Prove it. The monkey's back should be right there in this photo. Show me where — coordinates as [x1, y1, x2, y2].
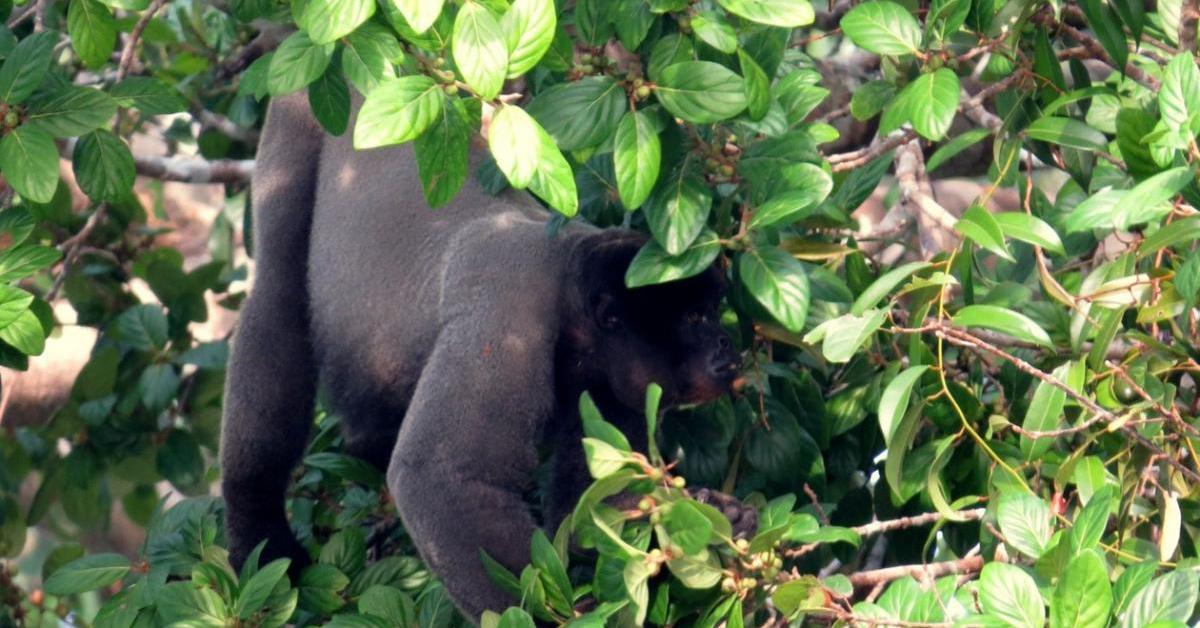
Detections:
[305, 98, 591, 412]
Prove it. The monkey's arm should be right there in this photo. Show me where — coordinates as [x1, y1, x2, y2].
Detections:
[221, 92, 323, 570]
[387, 312, 557, 621]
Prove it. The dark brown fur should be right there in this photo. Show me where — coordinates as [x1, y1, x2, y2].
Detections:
[220, 93, 738, 620]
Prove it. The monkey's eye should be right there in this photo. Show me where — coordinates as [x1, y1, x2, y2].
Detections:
[686, 311, 703, 324]
[604, 314, 621, 329]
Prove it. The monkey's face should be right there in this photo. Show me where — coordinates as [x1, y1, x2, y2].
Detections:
[590, 266, 740, 410]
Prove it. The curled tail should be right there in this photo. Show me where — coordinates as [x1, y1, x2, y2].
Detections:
[221, 92, 324, 570]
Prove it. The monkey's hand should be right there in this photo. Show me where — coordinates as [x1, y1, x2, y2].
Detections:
[691, 487, 759, 540]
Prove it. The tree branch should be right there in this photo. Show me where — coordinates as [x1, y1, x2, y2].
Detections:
[895, 139, 959, 258]
[847, 555, 984, 589]
[784, 509, 985, 559]
[134, 153, 255, 184]
[827, 131, 914, 172]
[116, 0, 168, 81]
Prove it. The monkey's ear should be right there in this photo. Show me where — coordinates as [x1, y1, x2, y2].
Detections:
[592, 292, 622, 331]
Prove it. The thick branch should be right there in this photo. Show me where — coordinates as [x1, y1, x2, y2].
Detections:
[848, 555, 984, 589]
[134, 153, 254, 184]
[895, 139, 959, 258]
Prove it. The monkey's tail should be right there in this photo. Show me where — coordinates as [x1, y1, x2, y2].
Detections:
[220, 92, 324, 570]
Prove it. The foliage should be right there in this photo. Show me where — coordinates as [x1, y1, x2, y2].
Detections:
[1, 0, 1200, 625]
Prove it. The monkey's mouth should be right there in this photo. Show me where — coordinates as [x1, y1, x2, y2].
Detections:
[680, 368, 740, 404]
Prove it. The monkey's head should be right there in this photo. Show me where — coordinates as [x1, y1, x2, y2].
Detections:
[570, 234, 741, 411]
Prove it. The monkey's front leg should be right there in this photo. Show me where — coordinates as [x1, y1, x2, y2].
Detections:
[387, 318, 558, 623]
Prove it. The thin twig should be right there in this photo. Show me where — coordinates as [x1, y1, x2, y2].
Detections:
[46, 206, 108, 302]
[116, 0, 168, 81]
[133, 153, 255, 184]
[784, 509, 985, 559]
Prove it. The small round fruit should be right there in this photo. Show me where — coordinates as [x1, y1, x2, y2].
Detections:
[4, 111, 18, 127]
[720, 164, 735, 176]
[721, 577, 737, 593]
[638, 497, 653, 512]
[735, 539, 749, 552]
[741, 577, 757, 589]
[671, 476, 686, 488]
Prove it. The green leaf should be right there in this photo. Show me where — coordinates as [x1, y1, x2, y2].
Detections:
[737, 50, 770, 121]
[268, 30, 334, 96]
[1025, 117, 1108, 151]
[979, 563, 1044, 628]
[840, 1, 921, 56]
[0, 310, 45, 356]
[927, 128, 990, 172]
[0, 126, 60, 203]
[951, 304, 1053, 348]
[692, 11, 737, 53]
[502, 0, 555, 77]
[157, 582, 228, 625]
[414, 96, 470, 207]
[851, 261, 931, 315]
[0, 287, 34, 330]
[1138, 215, 1200, 258]
[25, 86, 117, 137]
[992, 212, 1065, 255]
[748, 164, 833, 230]
[68, 0, 116, 69]
[579, 391, 631, 452]
[644, 173, 710, 256]
[341, 28, 395, 95]
[647, 34, 693, 83]
[452, 2, 507, 101]
[1079, 0, 1128, 76]
[997, 492, 1053, 559]
[739, 247, 810, 333]
[716, 0, 813, 26]
[0, 245, 60, 284]
[526, 124, 578, 217]
[388, 0, 445, 33]
[625, 228, 720, 288]
[117, 304, 168, 351]
[955, 204, 1013, 261]
[883, 403, 923, 503]
[1069, 485, 1112, 554]
[43, 553, 130, 595]
[497, 607, 536, 628]
[139, 363, 180, 410]
[72, 130, 136, 202]
[236, 558, 291, 618]
[613, 111, 661, 210]
[877, 365, 927, 446]
[308, 68, 350, 136]
[1114, 166, 1193, 230]
[1159, 53, 1200, 133]
[488, 104, 541, 189]
[527, 77, 626, 151]
[663, 501, 714, 554]
[1020, 362, 1070, 460]
[1119, 571, 1199, 628]
[582, 437, 635, 478]
[655, 61, 747, 123]
[803, 309, 886, 363]
[298, 0, 374, 44]
[358, 585, 414, 624]
[353, 75, 442, 149]
[897, 68, 959, 140]
[850, 80, 895, 121]
[0, 31, 55, 104]
[111, 76, 187, 114]
[623, 559, 652, 625]
[1050, 551, 1111, 628]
